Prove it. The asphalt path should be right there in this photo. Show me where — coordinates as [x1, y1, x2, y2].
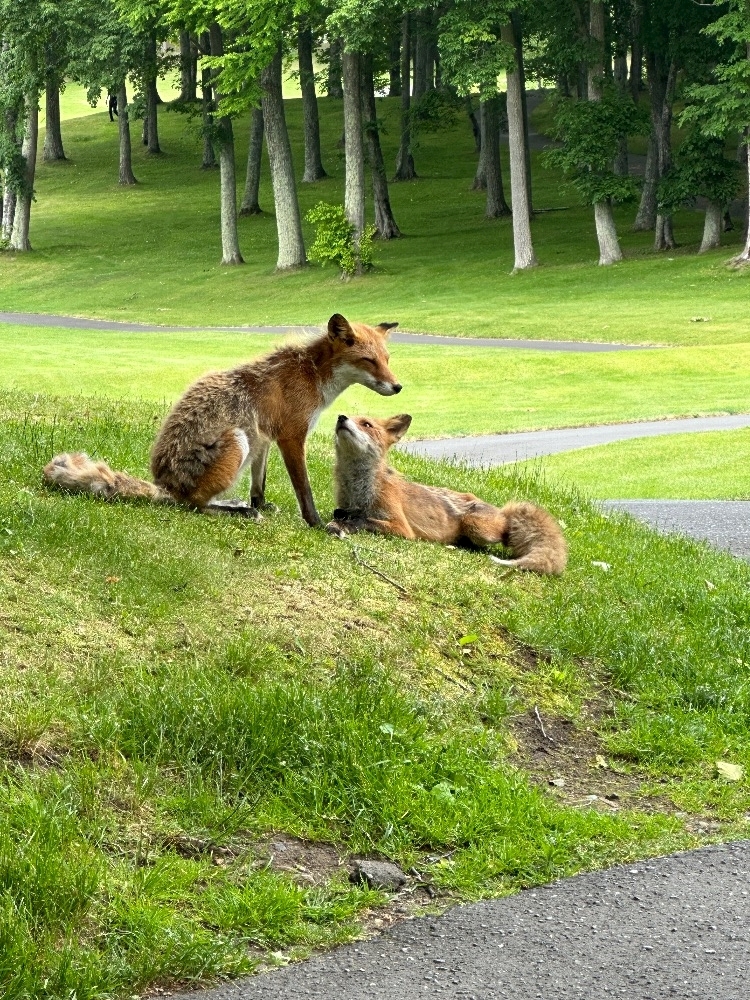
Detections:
[175, 841, 750, 1000]
[604, 500, 750, 559]
[0, 311, 650, 352]
[400, 414, 750, 466]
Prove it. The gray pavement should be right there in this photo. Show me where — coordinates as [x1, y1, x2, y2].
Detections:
[400, 414, 750, 466]
[0, 311, 650, 352]
[176, 841, 750, 1000]
[604, 500, 750, 559]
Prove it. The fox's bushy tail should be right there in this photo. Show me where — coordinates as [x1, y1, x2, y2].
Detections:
[43, 453, 174, 504]
[492, 500, 568, 575]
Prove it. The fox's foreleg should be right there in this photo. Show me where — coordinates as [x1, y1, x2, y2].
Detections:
[277, 436, 321, 527]
[249, 438, 278, 511]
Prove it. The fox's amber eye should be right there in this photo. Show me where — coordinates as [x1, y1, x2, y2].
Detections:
[362, 357, 376, 365]
[362, 421, 372, 428]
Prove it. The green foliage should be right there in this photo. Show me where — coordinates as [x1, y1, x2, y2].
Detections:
[438, 3, 515, 96]
[305, 202, 376, 276]
[658, 131, 740, 215]
[544, 92, 648, 205]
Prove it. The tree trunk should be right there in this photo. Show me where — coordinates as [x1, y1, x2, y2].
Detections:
[699, 201, 722, 254]
[473, 99, 488, 191]
[178, 32, 195, 101]
[732, 119, 750, 264]
[10, 92, 39, 252]
[362, 54, 401, 239]
[466, 96, 481, 155]
[298, 26, 327, 182]
[613, 52, 629, 177]
[594, 199, 623, 264]
[388, 30, 402, 97]
[511, 10, 533, 214]
[2, 188, 16, 242]
[200, 32, 217, 169]
[633, 131, 657, 230]
[240, 107, 263, 216]
[145, 36, 160, 155]
[501, 23, 536, 270]
[483, 95, 510, 219]
[209, 23, 243, 266]
[117, 82, 137, 185]
[42, 79, 65, 161]
[589, 1, 622, 265]
[327, 38, 344, 98]
[413, 14, 431, 102]
[342, 49, 365, 240]
[647, 51, 677, 250]
[394, 14, 416, 181]
[261, 47, 306, 270]
[629, 2, 643, 103]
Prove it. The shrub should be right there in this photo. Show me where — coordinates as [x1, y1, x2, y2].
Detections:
[305, 202, 376, 277]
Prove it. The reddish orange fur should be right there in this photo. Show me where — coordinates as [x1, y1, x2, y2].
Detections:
[43, 315, 401, 525]
[328, 414, 568, 575]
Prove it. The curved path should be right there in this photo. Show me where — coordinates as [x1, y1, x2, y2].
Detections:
[604, 500, 750, 560]
[0, 310, 650, 353]
[177, 841, 750, 1000]
[400, 414, 750, 466]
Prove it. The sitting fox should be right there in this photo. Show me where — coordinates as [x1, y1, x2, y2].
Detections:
[44, 315, 402, 527]
[327, 414, 567, 574]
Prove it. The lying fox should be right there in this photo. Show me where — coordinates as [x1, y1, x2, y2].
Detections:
[327, 414, 567, 574]
[44, 315, 401, 527]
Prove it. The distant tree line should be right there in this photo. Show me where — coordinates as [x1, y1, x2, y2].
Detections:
[1, 1, 750, 270]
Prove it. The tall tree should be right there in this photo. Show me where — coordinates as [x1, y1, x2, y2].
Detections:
[261, 46, 306, 269]
[239, 106, 264, 215]
[209, 22, 243, 265]
[440, 1, 536, 267]
[394, 12, 416, 180]
[588, 0, 623, 265]
[482, 93, 510, 218]
[298, 21, 327, 182]
[43, 78, 66, 162]
[342, 48, 365, 239]
[681, 0, 750, 263]
[362, 52, 401, 238]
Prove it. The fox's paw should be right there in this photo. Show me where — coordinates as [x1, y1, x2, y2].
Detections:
[325, 520, 349, 540]
[205, 499, 263, 520]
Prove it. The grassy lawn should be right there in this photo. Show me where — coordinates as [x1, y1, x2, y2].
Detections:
[1, 92, 749, 344]
[2, 387, 750, 997]
[519, 427, 750, 499]
[2, 324, 750, 441]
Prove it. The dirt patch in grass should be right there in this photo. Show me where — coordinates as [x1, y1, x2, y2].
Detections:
[510, 704, 677, 816]
[259, 834, 345, 886]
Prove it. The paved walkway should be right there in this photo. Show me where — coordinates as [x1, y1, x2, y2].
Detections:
[604, 500, 750, 559]
[401, 414, 750, 466]
[176, 841, 750, 1000]
[0, 311, 650, 353]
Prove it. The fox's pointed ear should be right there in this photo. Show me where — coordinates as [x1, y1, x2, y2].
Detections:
[376, 321, 399, 337]
[328, 313, 356, 345]
[385, 414, 412, 441]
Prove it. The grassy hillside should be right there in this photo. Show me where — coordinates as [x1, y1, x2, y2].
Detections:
[1, 92, 749, 344]
[1, 325, 750, 441]
[2, 388, 750, 997]
[517, 427, 750, 499]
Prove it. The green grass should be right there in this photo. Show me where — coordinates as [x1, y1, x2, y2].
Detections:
[2, 92, 749, 345]
[2, 388, 750, 996]
[518, 427, 750, 499]
[2, 324, 750, 441]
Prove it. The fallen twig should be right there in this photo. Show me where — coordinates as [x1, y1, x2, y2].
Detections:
[351, 545, 409, 595]
[534, 704, 555, 743]
[433, 665, 473, 692]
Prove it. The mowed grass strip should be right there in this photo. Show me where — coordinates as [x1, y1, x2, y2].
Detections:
[1, 92, 749, 344]
[2, 390, 750, 996]
[3, 325, 750, 439]
[519, 427, 750, 499]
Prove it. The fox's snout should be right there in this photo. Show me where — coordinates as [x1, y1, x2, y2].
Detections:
[336, 414, 349, 430]
[378, 381, 402, 396]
